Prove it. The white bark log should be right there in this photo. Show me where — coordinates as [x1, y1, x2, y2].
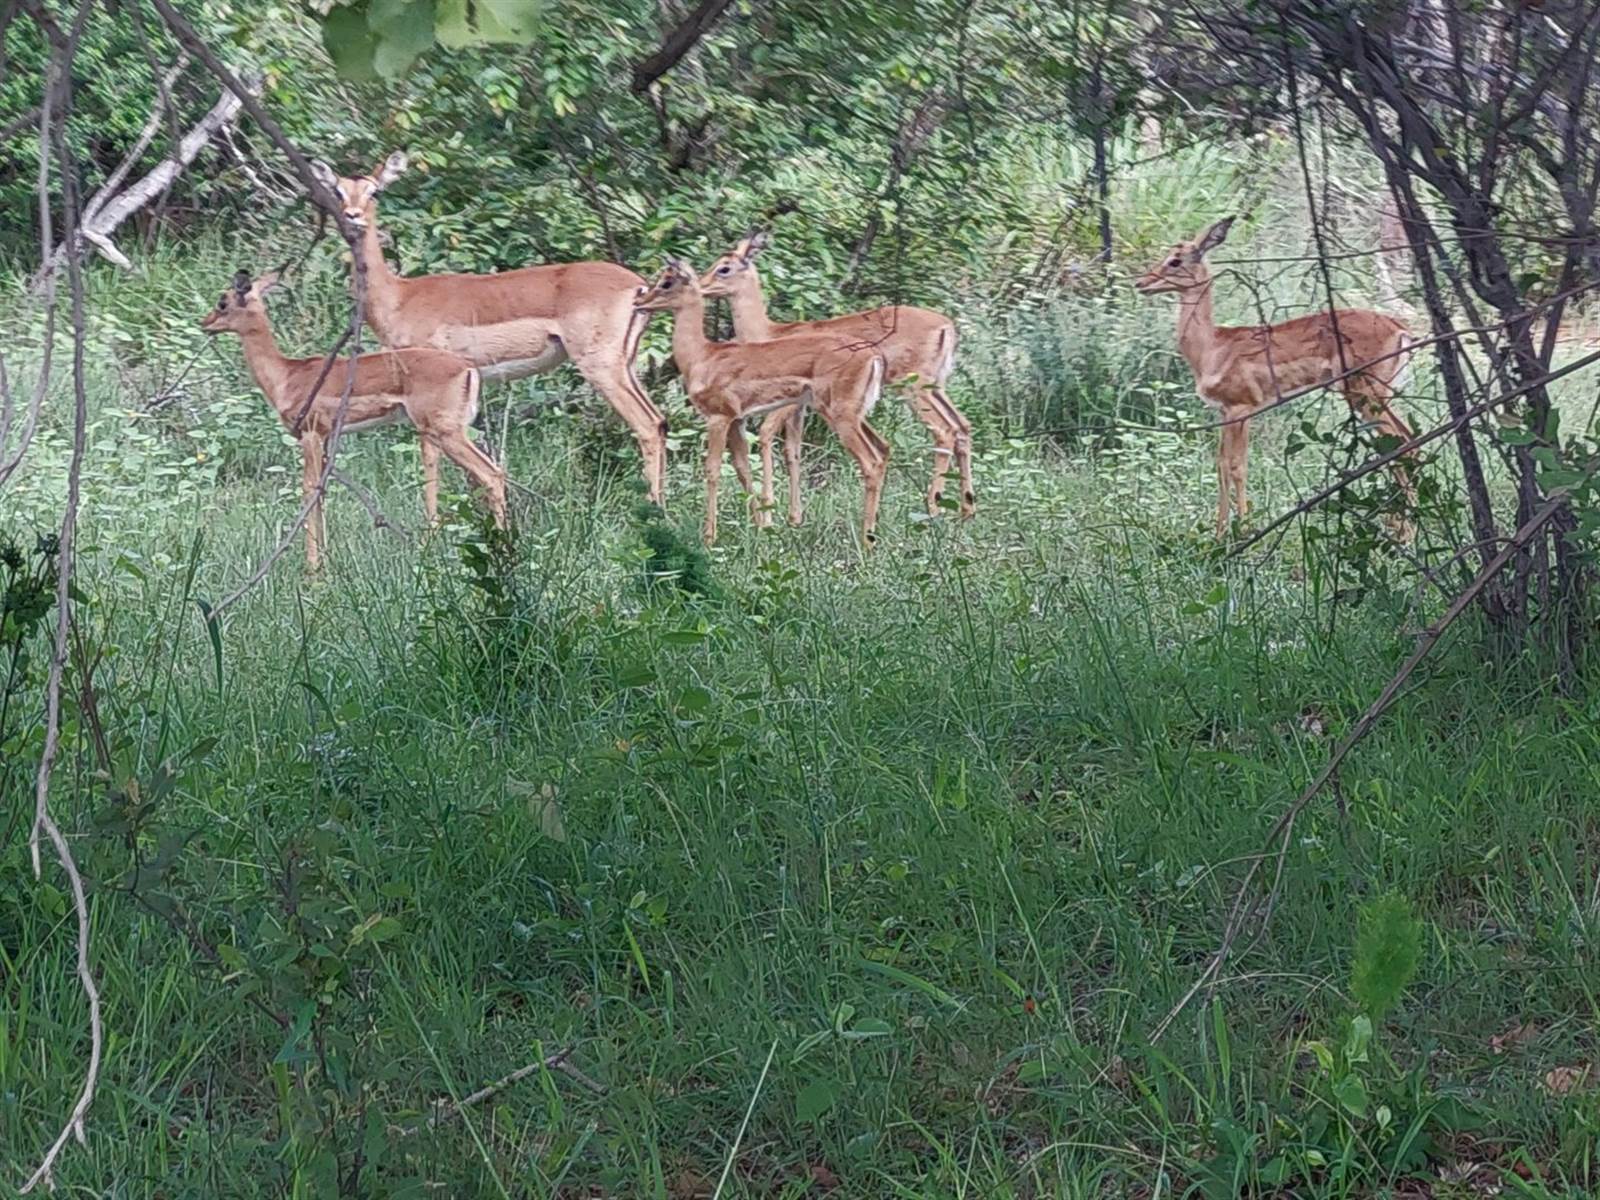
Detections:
[33, 72, 257, 288]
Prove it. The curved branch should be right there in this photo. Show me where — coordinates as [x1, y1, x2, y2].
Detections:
[630, 0, 734, 94]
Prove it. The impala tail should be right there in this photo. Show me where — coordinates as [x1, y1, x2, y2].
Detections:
[1388, 327, 1416, 396]
[936, 324, 957, 385]
[863, 354, 885, 416]
[463, 370, 499, 468]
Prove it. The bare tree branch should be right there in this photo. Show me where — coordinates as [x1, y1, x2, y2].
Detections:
[630, 0, 734, 94]
[21, 3, 103, 1190]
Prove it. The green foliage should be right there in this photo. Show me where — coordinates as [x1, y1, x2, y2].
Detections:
[1351, 890, 1424, 1020]
[630, 499, 720, 600]
[318, 0, 543, 81]
[0, 533, 60, 811]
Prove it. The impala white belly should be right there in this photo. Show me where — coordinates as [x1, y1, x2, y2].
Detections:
[433, 320, 567, 379]
[343, 405, 407, 433]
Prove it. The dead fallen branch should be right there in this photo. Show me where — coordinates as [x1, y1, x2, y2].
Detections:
[34, 68, 256, 287]
[390, 1046, 604, 1139]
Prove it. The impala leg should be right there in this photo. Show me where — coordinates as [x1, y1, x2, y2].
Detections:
[702, 417, 730, 546]
[420, 434, 441, 527]
[909, 386, 955, 517]
[300, 432, 326, 572]
[755, 409, 789, 529]
[575, 356, 669, 507]
[830, 417, 888, 548]
[434, 430, 508, 528]
[782, 407, 806, 526]
[939, 390, 976, 518]
[727, 417, 765, 527]
[1213, 423, 1232, 539]
[1229, 417, 1251, 523]
[913, 385, 973, 518]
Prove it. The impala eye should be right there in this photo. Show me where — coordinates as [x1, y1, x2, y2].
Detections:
[715, 264, 732, 275]
[1167, 257, 1181, 267]
[217, 295, 227, 310]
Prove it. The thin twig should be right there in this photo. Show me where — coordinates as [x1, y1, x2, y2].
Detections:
[1228, 344, 1600, 558]
[330, 467, 410, 537]
[712, 1039, 777, 1200]
[0, 35, 61, 491]
[1152, 491, 1569, 1043]
[22, 5, 103, 1190]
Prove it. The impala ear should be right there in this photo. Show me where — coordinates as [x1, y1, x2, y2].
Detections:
[310, 159, 339, 194]
[739, 228, 770, 262]
[374, 150, 409, 190]
[231, 269, 252, 298]
[1190, 215, 1236, 261]
[256, 269, 283, 296]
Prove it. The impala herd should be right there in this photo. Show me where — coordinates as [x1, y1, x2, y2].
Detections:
[200, 153, 1421, 568]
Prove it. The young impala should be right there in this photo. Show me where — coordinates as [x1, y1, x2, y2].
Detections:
[1135, 216, 1417, 541]
[309, 152, 668, 505]
[632, 260, 890, 547]
[698, 229, 973, 526]
[201, 269, 506, 570]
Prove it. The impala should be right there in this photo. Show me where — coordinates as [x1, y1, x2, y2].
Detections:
[308, 151, 667, 504]
[698, 229, 973, 525]
[632, 260, 890, 547]
[201, 269, 506, 570]
[1135, 216, 1417, 540]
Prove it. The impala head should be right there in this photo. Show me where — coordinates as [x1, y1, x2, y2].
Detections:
[200, 268, 284, 336]
[309, 150, 408, 229]
[633, 259, 702, 311]
[1134, 215, 1235, 296]
[698, 227, 769, 297]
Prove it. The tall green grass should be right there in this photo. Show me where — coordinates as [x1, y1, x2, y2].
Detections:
[3, 140, 1599, 1199]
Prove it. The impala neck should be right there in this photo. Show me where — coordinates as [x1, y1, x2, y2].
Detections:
[729, 271, 776, 341]
[233, 324, 296, 423]
[670, 291, 712, 379]
[353, 220, 401, 329]
[1175, 271, 1218, 372]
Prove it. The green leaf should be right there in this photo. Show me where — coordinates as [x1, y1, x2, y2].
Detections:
[1498, 424, 1535, 445]
[322, 4, 380, 81]
[1332, 1073, 1368, 1117]
[370, 0, 437, 78]
[275, 1000, 317, 1065]
[662, 626, 710, 644]
[436, 0, 541, 47]
[843, 1016, 892, 1040]
[856, 957, 959, 1007]
[1343, 1014, 1372, 1064]
[795, 1077, 839, 1124]
[195, 598, 223, 691]
[674, 685, 713, 714]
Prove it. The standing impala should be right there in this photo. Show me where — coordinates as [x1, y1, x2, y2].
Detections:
[698, 230, 973, 524]
[201, 269, 506, 571]
[1134, 216, 1417, 540]
[309, 152, 667, 504]
[632, 261, 890, 547]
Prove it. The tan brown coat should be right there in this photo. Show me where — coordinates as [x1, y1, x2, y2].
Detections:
[634, 262, 889, 547]
[201, 271, 506, 570]
[700, 231, 973, 523]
